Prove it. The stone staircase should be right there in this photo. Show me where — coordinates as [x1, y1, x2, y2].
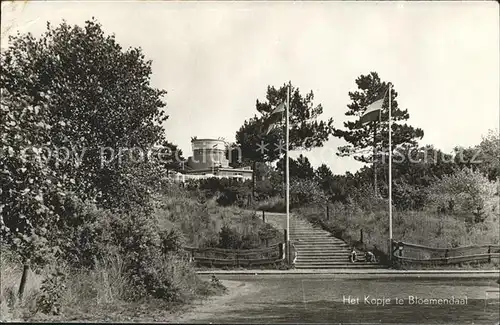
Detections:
[290, 217, 384, 269]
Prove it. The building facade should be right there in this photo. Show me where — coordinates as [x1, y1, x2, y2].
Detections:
[174, 138, 253, 182]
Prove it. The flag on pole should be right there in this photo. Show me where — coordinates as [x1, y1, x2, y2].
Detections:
[360, 98, 384, 124]
[263, 102, 286, 134]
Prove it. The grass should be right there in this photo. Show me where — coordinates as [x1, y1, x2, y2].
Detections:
[0, 248, 226, 322]
[297, 198, 500, 268]
[256, 196, 285, 213]
[0, 251, 45, 321]
[153, 185, 282, 249]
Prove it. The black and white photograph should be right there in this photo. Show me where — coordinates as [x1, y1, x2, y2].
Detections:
[1, 1, 499, 324]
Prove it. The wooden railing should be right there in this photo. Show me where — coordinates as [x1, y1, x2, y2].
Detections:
[183, 243, 285, 267]
[391, 241, 500, 265]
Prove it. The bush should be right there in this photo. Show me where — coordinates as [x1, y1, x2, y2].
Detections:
[36, 269, 67, 315]
[427, 168, 499, 222]
[217, 225, 243, 249]
[154, 185, 280, 249]
[188, 178, 252, 207]
[391, 179, 428, 211]
[290, 178, 327, 208]
[256, 196, 285, 212]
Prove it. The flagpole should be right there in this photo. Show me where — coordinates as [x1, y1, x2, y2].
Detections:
[388, 83, 393, 254]
[286, 82, 290, 264]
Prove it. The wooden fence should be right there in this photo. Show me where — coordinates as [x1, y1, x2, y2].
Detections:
[391, 241, 500, 265]
[183, 243, 285, 267]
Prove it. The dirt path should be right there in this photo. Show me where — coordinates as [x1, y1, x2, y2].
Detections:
[170, 280, 260, 322]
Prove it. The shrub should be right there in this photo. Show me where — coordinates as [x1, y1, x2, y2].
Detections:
[290, 177, 327, 208]
[36, 269, 67, 315]
[256, 196, 285, 212]
[160, 228, 185, 254]
[217, 225, 242, 249]
[188, 178, 252, 207]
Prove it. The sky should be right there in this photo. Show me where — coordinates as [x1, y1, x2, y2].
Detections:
[2, 1, 499, 175]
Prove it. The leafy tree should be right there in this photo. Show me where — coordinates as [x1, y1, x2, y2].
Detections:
[289, 177, 328, 208]
[447, 130, 500, 182]
[1, 19, 168, 297]
[1, 19, 168, 210]
[0, 91, 69, 298]
[427, 168, 498, 223]
[151, 140, 185, 173]
[334, 72, 424, 193]
[477, 130, 500, 181]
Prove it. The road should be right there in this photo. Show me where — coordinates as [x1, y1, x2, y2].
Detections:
[177, 274, 500, 324]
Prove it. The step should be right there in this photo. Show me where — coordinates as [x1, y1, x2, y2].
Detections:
[297, 248, 349, 252]
[291, 235, 336, 239]
[294, 265, 385, 269]
[291, 230, 334, 233]
[290, 233, 340, 240]
[294, 244, 349, 248]
[294, 263, 382, 267]
[290, 236, 346, 244]
[293, 240, 345, 244]
[297, 253, 350, 257]
[296, 258, 351, 263]
[294, 238, 346, 241]
[294, 261, 380, 265]
[297, 254, 350, 261]
[294, 245, 351, 254]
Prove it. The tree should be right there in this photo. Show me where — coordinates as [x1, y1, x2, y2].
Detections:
[234, 82, 334, 197]
[427, 168, 498, 223]
[475, 130, 499, 181]
[1, 19, 168, 297]
[334, 72, 424, 193]
[314, 164, 335, 197]
[152, 140, 185, 173]
[276, 155, 315, 181]
[0, 91, 68, 298]
[1, 19, 168, 210]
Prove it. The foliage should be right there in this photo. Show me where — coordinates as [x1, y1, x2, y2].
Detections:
[217, 225, 244, 249]
[54, 196, 113, 268]
[256, 196, 286, 213]
[276, 155, 315, 181]
[334, 72, 424, 164]
[150, 141, 185, 173]
[1, 19, 169, 277]
[36, 269, 67, 315]
[290, 177, 328, 208]
[0, 90, 68, 266]
[427, 168, 499, 222]
[477, 129, 500, 181]
[234, 82, 334, 165]
[1, 18, 168, 211]
[187, 178, 252, 207]
[159, 228, 185, 254]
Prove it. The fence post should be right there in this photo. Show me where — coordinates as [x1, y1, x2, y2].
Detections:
[488, 245, 491, 263]
[360, 229, 364, 243]
[284, 229, 289, 264]
[326, 205, 330, 220]
[445, 249, 449, 264]
[262, 210, 265, 223]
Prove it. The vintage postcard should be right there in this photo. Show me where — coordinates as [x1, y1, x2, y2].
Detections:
[1, 1, 499, 324]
